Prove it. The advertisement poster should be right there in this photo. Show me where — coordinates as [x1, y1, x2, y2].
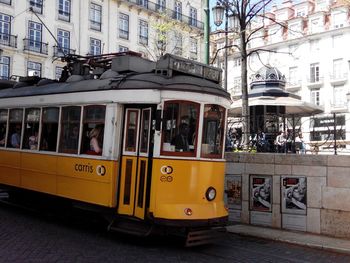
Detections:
[250, 175, 272, 212]
[282, 177, 307, 215]
[226, 176, 242, 210]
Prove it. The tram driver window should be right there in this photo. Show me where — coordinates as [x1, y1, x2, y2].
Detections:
[201, 104, 225, 158]
[40, 107, 59, 152]
[161, 101, 199, 156]
[59, 106, 81, 154]
[7, 109, 23, 149]
[0, 109, 8, 147]
[80, 105, 105, 155]
[23, 108, 40, 150]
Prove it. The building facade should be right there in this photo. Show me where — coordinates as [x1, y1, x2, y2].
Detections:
[212, 0, 350, 153]
[0, 0, 204, 80]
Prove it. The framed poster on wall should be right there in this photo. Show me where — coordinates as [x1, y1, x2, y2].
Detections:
[250, 175, 272, 212]
[281, 177, 307, 215]
[226, 175, 242, 210]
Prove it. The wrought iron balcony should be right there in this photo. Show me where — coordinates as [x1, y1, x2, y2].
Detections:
[120, 0, 204, 30]
[23, 38, 48, 55]
[0, 0, 11, 4]
[53, 46, 76, 57]
[0, 33, 17, 48]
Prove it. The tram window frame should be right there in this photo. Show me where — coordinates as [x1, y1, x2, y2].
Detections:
[40, 107, 60, 152]
[0, 109, 8, 148]
[124, 109, 139, 153]
[80, 105, 106, 155]
[22, 108, 41, 151]
[201, 104, 226, 159]
[160, 100, 200, 157]
[59, 106, 82, 154]
[7, 108, 24, 149]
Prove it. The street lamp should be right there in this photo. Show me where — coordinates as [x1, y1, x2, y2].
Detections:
[212, 0, 250, 148]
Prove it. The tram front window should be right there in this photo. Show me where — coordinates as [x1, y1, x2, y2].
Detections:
[161, 101, 199, 156]
[201, 104, 225, 158]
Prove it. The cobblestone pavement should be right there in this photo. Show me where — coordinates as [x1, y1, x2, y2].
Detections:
[0, 205, 350, 263]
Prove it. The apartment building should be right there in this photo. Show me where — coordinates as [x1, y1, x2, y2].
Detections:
[0, 0, 204, 80]
[212, 0, 350, 152]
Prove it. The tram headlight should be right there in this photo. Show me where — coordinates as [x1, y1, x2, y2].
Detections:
[205, 187, 216, 201]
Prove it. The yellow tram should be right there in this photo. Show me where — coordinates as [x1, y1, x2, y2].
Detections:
[0, 53, 230, 244]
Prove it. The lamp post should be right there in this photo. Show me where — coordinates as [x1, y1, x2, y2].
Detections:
[212, 1, 250, 147]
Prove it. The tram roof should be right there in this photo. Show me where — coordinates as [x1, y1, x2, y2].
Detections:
[0, 72, 230, 100]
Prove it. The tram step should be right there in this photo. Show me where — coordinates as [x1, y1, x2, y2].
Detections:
[108, 218, 153, 237]
[186, 227, 226, 247]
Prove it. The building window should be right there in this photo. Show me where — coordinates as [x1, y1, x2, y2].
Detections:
[310, 17, 322, 33]
[27, 61, 42, 77]
[58, 0, 71, 22]
[310, 89, 320, 106]
[332, 34, 342, 49]
[139, 20, 148, 45]
[295, 8, 306, 17]
[57, 29, 70, 56]
[310, 63, 320, 83]
[189, 7, 197, 26]
[333, 59, 343, 79]
[0, 13, 11, 46]
[28, 21, 43, 52]
[190, 37, 197, 54]
[119, 45, 129, 52]
[29, 0, 43, 14]
[90, 38, 101, 55]
[90, 3, 102, 31]
[0, 56, 10, 80]
[55, 66, 63, 80]
[156, 0, 166, 11]
[288, 67, 298, 85]
[174, 33, 182, 56]
[233, 58, 241, 67]
[333, 85, 346, 107]
[119, 13, 129, 40]
[138, 0, 148, 8]
[332, 12, 346, 29]
[174, 1, 182, 21]
[233, 77, 241, 95]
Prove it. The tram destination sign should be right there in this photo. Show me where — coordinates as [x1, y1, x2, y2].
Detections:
[156, 54, 222, 83]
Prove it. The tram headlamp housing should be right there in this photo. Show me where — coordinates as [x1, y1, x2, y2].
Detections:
[205, 187, 216, 201]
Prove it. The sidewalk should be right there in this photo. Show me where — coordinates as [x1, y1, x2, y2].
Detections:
[226, 224, 350, 255]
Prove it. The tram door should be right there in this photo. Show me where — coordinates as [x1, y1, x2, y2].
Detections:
[118, 107, 153, 219]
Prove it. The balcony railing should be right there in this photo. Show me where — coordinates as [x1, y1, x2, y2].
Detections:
[0, 0, 11, 4]
[53, 46, 76, 57]
[307, 76, 324, 88]
[0, 33, 17, 48]
[330, 73, 348, 85]
[120, 0, 204, 30]
[90, 20, 102, 31]
[23, 38, 48, 55]
[58, 10, 71, 22]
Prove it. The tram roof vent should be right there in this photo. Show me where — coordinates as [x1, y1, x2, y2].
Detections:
[156, 54, 222, 83]
[111, 55, 155, 73]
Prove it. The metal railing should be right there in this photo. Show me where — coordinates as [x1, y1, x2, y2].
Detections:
[23, 38, 48, 55]
[120, 0, 204, 30]
[0, 33, 17, 48]
[53, 46, 76, 57]
[226, 112, 349, 155]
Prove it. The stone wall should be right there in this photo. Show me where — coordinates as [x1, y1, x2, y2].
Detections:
[225, 153, 350, 239]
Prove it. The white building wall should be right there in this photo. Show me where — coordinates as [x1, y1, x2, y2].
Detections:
[0, 0, 204, 80]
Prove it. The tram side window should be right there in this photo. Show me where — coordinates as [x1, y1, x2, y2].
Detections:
[80, 105, 105, 155]
[23, 108, 40, 150]
[59, 106, 81, 154]
[201, 104, 226, 158]
[7, 109, 23, 149]
[40, 107, 59, 152]
[0, 110, 8, 147]
[161, 101, 199, 155]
